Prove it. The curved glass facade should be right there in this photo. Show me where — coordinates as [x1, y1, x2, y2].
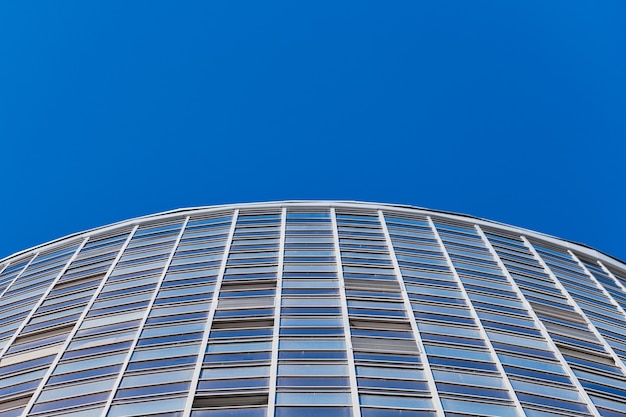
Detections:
[0, 201, 626, 417]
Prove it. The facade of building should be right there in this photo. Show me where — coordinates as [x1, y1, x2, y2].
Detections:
[0, 201, 626, 417]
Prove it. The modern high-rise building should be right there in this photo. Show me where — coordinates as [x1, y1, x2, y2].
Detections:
[1, 201, 626, 417]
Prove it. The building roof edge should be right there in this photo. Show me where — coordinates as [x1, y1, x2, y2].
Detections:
[1, 200, 623, 270]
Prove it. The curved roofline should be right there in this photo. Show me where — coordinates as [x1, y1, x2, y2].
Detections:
[1, 200, 624, 271]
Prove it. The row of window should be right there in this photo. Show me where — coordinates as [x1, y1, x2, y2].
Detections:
[1, 206, 626, 417]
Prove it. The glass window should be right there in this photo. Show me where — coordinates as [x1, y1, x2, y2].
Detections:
[37, 378, 116, 402]
[275, 408, 351, 417]
[486, 331, 551, 351]
[360, 394, 432, 409]
[282, 298, 340, 307]
[440, 398, 519, 417]
[417, 322, 481, 339]
[276, 392, 351, 406]
[55, 352, 127, 374]
[53, 406, 105, 417]
[192, 409, 266, 417]
[119, 368, 193, 388]
[131, 344, 199, 361]
[498, 354, 566, 374]
[81, 310, 144, 330]
[279, 339, 344, 351]
[278, 364, 348, 377]
[207, 341, 272, 353]
[510, 379, 581, 401]
[281, 317, 342, 327]
[282, 280, 337, 288]
[68, 330, 136, 350]
[425, 345, 493, 362]
[278, 377, 349, 388]
[107, 396, 187, 417]
[149, 302, 211, 317]
[432, 370, 505, 389]
[356, 366, 424, 380]
[0, 368, 46, 389]
[201, 366, 270, 379]
[141, 322, 205, 338]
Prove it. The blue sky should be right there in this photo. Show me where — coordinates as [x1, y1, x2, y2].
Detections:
[1, 1, 625, 261]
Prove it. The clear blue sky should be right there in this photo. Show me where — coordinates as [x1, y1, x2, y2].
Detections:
[1, 1, 625, 261]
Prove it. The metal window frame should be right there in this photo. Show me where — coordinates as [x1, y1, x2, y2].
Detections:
[267, 207, 286, 417]
[331, 207, 361, 417]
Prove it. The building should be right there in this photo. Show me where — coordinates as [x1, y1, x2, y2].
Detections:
[0, 201, 625, 417]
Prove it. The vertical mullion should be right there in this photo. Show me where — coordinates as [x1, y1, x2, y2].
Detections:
[22, 225, 139, 417]
[522, 237, 626, 378]
[427, 217, 527, 417]
[0, 253, 38, 299]
[378, 211, 445, 417]
[475, 226, 601, 417]
[100, 216, 190, 417]
[182, 209, 239, 417]
[267, 207, 286, 417]
[330, 208, 361, 417]
[0, 239, 88, 361]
